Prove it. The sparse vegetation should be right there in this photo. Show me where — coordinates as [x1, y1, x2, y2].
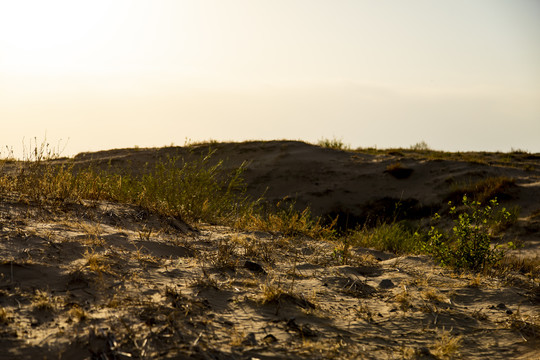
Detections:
[0, 142, 338, 240]
[506, 307, 540, 340]
[353, 145, 539, 170]
[259, 280, 286, 304]
[394, 284, 412, 311]
[332, 237, 352, 265]
[211, 237, 239, 270]
[422, 288, 448, 304]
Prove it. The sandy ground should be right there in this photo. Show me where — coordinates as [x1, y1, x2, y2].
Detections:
[0, 141, 539, 359]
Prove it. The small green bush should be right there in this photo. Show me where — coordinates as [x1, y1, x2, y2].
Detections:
[422, 196, 511, 271]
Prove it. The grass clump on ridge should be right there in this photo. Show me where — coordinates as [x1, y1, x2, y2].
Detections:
[317, 137, 350, 151]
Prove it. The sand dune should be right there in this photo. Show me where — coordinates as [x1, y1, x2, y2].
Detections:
[74, 141, 540, 253]
[0, 141, 538, 359]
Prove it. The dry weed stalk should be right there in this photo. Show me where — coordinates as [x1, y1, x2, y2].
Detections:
[83, 249, 111, 276]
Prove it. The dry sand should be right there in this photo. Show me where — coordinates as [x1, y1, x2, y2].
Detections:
[0, 141, 539, 359]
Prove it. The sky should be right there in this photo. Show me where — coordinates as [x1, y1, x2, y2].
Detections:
[1, 0, 539, 157]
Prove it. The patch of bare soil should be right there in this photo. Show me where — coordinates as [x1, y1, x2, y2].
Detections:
[0, 198, 538, 359]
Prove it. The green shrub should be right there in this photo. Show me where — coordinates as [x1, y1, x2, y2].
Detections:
[421, 196, 510, 271]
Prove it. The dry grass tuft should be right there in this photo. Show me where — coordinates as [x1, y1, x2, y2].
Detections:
[83, 249, 111, 275]
[259, 281, 285, 305]
[68, 305, 89, 322]
[348, 222, 418, 254]
[32, 290, 57, 312]
[297, 339, 344, 358]
[228, 326, 246, 347]
[431, 328, 462, 359]
[422, 288, 448, 304]
[395, 284, 412, 311]
[211, 238, 238, 270]
[240, 202, 337, 240]
[467, 274, 484, 288]
[0, 307, 11, 324]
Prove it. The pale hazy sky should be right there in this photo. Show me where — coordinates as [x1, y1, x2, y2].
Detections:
[1, 0, 539, 157]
